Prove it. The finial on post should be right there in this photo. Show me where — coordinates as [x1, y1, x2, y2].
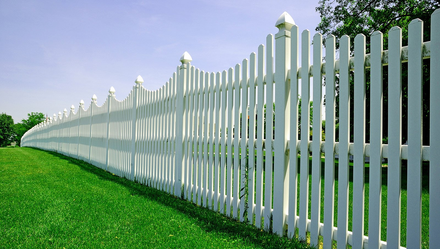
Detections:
[135, 75, 144, 85]
[92, 94, 97, 103]
[180, 51, 192, 64]
[63, 108, 67, 114]
[58, 112, 62, 118]
[70, 105, 75, 112]
[109, 86, 116, 96]
[275, 12, 295, 31]
[79, 100, 85, 107]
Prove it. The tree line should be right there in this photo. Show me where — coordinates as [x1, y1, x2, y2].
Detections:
[0, 112, 45, 147]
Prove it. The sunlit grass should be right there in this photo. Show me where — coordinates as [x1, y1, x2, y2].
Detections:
[0, 147, 312, 249]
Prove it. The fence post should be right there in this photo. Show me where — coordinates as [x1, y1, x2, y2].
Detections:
[89, 94, 97, 164]
[106, 87, 115, 172]
[70, 105, 75, 157]
[273, 12, 293, 236]
[175, 52, 192, 197]
[63, 108, 67, 155]
[77, 100, 84, 159]
[53, 114, 57, 152]
[58, 111, 62, 152]
[131, 76, 143, 181]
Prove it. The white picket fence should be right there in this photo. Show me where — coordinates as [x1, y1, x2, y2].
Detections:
[21, 10, 440, 248]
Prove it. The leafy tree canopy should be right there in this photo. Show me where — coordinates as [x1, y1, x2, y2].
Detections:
[0, 113, 15, 147]
[15, 112, 45, 146]
[21, 112, 45, 131]
[316, 0, 439, 49]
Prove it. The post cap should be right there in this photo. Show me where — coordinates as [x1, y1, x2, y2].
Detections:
[275, 12, 295, 30]
[79, 99, 85, 106]
[135, 75, 144, 85]
[92, 94, 97, 102]
[180, 51, 192, 64]
[70, 105, 75, 111]
[109, 86, 116, 95]
[63, 108, 67, 114]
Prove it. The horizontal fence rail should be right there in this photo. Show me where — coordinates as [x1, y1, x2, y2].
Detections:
[22, 10, 440, 249]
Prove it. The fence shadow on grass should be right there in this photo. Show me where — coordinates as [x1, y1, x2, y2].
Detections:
[38, 148, 312, 249]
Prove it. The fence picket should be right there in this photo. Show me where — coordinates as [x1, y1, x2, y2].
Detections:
[159, 86, 164, 188]
[407, 18, 423, 249]
[197, 70, 204, 205]
[310, 32, 323, 246]
[369, 31, 384, 249]
[189, 67, 196, 200]
[214, 72, 221, 211]
[233, 63, 241, 219]
[337, 35, 351, 248]
[220, 70, 227, 213]
[288, 25, 299, 239]
[352, 33, 366, 248]
[227, 67, 234, 217]
[299, 29, 310, 240]
[323, 34, 336, 249]
[264, 34, 274, 231]
[248, 53, 256, 224]
[203, 71, 209, 207]
[208, 72, 215, 209]
[240, 59, 249, 222]
[430, 9, 440, 248]
[255, 44, 265, 228]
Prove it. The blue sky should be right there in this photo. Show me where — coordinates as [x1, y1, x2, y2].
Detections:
[0, 0, 322, 123]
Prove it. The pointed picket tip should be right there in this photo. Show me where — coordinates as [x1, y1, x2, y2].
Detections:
[275, 12, 295, 30]
[180, 51, 192, 64]
[135, 75, 144, 85]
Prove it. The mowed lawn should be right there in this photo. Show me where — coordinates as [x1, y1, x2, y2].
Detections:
[0, 147, 311, 249]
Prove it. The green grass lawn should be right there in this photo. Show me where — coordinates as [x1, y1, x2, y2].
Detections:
[0, 147, 312, 249]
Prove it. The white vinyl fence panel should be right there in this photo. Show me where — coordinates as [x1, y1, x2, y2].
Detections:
[21, 10, 440, 249]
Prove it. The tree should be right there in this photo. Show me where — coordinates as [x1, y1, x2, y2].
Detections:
[315, 0, 437, 145]
[316, 0, 438, 49]
[0, 113, 15, 147]
[14, 112, 45, 146]
[21, 112, 45, 130]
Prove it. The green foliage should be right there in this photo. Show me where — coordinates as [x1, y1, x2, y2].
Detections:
[316, 0, 439, 50]
[21, 112, 45, 130]
[14, 112, 45, 146]
[0, 113, 15, 147]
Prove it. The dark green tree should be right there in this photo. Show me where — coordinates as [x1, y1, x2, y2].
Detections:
[316, 0, 437, 145]
[14, 112, 45, 146]
[0, 113, 15, 147]
[316, 0, 438, 49]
